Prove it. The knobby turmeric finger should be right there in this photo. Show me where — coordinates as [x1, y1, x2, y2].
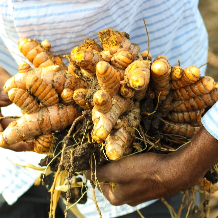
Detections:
[0, 104, 78, 148]
[18, 38, 67, 69]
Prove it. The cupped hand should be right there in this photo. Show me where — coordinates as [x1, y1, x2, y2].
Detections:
[0, 66, 34, 151]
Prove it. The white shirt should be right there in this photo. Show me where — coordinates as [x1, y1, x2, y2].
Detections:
[202, 102, 218, 140]
[0, 0, 208, 217]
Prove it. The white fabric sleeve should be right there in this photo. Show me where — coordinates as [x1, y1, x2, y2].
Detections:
[202, 101, 218, 140]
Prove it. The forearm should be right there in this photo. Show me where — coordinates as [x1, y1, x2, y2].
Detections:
[159, 126, 218, 197]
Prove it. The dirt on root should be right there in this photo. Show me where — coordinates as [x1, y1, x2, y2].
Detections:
[39, 115, 101, 173]
[98, 28, 130, 51]
[72, 39, 102, 53]
[62, 142, 100, 173]
[85, 77, 101, 105]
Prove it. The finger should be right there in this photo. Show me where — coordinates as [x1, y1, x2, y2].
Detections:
[1, 140, 34, 151]
[97, 183, 128, 206]
[1, 117, 17, 129]
[97, 182, 144, 206]
[0, 67, 12, 106]
[101, 183, 150, 206]
[0, 91, 11, 106]
[86, 153, 147, 183]
[97, 154, 147, 182]
[86, 161, 124, 183]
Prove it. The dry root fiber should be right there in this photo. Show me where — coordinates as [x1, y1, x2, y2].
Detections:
[1, 28, 218, 218]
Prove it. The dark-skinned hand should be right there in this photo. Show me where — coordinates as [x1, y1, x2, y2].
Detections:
[86, 126, 218, 206]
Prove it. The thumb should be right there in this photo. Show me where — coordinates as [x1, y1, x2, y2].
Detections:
[0, 91, 11, 106]
[0, 66, 12, 106]
[0, 138, 34, 151]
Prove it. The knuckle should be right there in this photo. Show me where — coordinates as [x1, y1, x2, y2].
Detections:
[108, 195, 124, 206]
[109, 198, 121, 206]
[128, 202, 137, 207]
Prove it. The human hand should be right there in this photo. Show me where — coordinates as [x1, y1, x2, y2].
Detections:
[86, 151, 189, 206]
[0, 66, 12, 106]
[86, 126, 218, 206]
[87, 152, 168, 206]
[0, 66, 34, 151]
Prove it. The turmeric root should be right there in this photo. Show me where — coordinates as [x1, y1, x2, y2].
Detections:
[61, 88, 74, 104]
[8, 29, 218, 213]
[171, 66, 201, 89]
[167, 110, 204, 123]
[93, 90, 112, 113]
[40, 39, 51, 51]
[34, 134, 55, 153]
[161, 120, 199, 138]
[92, 95, 133, 143]
[8, 29, 218, 171]
[110, 51, 133, 69]
[98, 28, 141, 60]
[8, 88, 40, 114]
[8, 72, 60, 107]
[101, 50, 113, 62]
[173, 84, 218, 112]
[125, 60, 150, 92]
[4, 66, 88, 102]
[26, 75, 59, 106]
[0, 104, 78, 147]
[151, 56, 171, 100]
[71, 38, 102, 54]
[171, 66, 184, 81]
[105, 118, 130, 161]
[18, 62, 32, 73]
[174, 76, 215, 100]
[18, 38, 67, 69]
[96, 61, 121, 96]
[105, 101, 141, 160]
[69, 39, 103, 78]
[141, 50, 152, 61]
[71, 51, 103, 78]
[73, 88, 92, 110]
[119, 81, 135, 98]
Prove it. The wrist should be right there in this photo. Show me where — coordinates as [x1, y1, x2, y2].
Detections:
[161, 126, 218, 195]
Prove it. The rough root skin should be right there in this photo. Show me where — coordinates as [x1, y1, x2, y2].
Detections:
[0, 104, 78, 147]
